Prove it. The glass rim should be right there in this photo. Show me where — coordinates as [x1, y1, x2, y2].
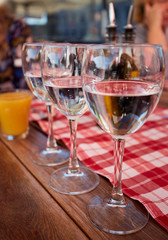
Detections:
[42, 42, 93, 49]
[23, 42, 43, 47]
[86, 43, 163, 50]
[23, 43, 163, 50]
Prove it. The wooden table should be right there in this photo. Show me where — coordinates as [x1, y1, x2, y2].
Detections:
[0, 89, 168, 240]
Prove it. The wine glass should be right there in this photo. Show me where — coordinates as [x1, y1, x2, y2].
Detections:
[22, 43, 69, 166]
[41, 43, 100, 194]
[82, 44, 164, 234]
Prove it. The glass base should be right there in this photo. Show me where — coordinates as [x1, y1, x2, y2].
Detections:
[2, 128, 29, 140]
[87, 195, 149, 235]
[49, 166, 100, 195]
[32, 146, 70, 166]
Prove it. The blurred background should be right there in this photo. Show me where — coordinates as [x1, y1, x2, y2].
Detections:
[10, 0, 133, 43]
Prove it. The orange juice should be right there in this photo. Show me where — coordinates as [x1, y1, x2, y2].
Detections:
[0, 90, 32, 139]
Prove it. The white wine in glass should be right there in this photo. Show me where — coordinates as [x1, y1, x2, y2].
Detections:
[82, 44, 164, 234]
[22, 43, 69, 166]
[41, 43, 100, 194]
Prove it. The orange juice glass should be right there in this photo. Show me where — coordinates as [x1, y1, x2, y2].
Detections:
[0, 89, 32, 140]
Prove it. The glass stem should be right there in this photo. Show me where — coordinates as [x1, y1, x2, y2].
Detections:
[67, 118, 81, 174]
[109, 138, 126, 206]
[46, 103, 57, 150]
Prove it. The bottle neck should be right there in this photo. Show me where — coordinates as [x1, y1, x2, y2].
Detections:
[106, 26, 118, 44]
[122, 27, 135, 43]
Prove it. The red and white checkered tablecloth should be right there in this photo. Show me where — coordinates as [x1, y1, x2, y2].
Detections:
[30, 99, 168, 231]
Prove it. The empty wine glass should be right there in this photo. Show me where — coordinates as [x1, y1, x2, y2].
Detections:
[82, 44, 164, 234]
[22, 43, 69, 166]
[41, 43, 100, 194]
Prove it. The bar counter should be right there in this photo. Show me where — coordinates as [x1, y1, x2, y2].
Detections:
[0, 88, 168, 240]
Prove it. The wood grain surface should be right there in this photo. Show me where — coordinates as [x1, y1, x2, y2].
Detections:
[0, 140, 88, 240]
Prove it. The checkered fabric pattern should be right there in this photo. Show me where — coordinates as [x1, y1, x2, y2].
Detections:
[29, 99, 168, 231]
